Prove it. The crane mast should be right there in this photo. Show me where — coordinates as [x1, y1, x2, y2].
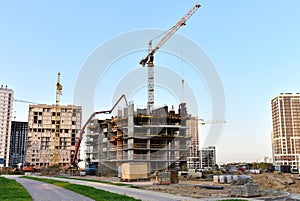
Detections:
[139, 3, 201, 112]
[52, 72, 63, 167]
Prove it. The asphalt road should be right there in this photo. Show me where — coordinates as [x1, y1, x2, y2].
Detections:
[2, 175, 94, 201]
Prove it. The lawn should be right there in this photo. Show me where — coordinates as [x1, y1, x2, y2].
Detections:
[0, 176, 31, 201]
[218, 200, 249, 201]
[23, 176, 140, 201]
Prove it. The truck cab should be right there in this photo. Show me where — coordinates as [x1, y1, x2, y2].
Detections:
[86, 164, 97, 175]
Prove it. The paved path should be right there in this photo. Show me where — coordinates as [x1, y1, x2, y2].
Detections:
[3, 175, 266, 201]
[38, 176, 265, 201]
[2, 175, 94, 201]
[41, 176, 200, 201]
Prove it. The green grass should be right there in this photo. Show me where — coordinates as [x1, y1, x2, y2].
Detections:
[0, 177, 32, 201]
[218, 200, 249, 201]
[56, 176, 140, 189]
[22, 176, 140, 201]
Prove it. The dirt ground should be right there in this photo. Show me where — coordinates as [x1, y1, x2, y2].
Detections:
[250, 172, 300, 194]
[84, 172, 300, 199]
[140, 181, 231, 199]
[139, 173, 300, 198]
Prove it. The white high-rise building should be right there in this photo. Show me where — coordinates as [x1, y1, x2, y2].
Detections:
[0, 85, 14, 167]
[271, 93, 300, 169]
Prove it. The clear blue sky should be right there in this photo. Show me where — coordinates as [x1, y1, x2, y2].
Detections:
[1, 1, 300, 163]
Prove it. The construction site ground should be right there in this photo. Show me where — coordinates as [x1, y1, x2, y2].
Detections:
[81, 172, 300, 199]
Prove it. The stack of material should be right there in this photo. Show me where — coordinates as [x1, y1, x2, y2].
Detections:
[231, 182, 261, 198]
[169, 170, 178, 184]
[158, 172, 171, 185]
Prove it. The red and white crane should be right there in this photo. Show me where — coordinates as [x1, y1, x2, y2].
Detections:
[139, 3, 201, 112]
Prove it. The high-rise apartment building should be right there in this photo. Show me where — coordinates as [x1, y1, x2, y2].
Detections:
[271, 93, 300, 169]
[0, 85, 14, 167]
[186, 116, 200, 170]
[26, 104, 82, 169]
[9, 121, 28, 167]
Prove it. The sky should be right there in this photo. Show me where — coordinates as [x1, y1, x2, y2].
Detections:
[1, 1, 300, 163]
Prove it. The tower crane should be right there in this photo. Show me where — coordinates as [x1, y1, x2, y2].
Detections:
[14, 99, 38, 104]
[13, 99, 38, 119]
[139, 3, 201, 112]
[198, 119, 227, 125]
[51, 72, 63, 167]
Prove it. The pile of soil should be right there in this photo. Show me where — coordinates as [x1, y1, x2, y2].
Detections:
[251, 172, 300, 194]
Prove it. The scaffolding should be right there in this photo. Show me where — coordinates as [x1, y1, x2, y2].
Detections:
[85, 103, 196, 174]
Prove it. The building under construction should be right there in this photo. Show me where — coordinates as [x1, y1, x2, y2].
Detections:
[199, 146, 216, 169]
[26, 104, 82, 169]
[84, 3, 202, 175]
[85, 102, 199, 175]
[9, 121, 28, 167]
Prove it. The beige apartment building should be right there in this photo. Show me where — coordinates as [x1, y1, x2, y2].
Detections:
[271, 93, 300, 169]
[26, 104, 82, 169]
[0, 85, 14, 167]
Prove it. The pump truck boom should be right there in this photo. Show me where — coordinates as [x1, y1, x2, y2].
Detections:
[71, 94, 128, 167]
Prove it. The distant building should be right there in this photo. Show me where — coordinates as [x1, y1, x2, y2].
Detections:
[262, 156, 272, 164]
[186, 116, 200, 170]
[271, 93, 300, 169]
[0, 85, 14, 167]
[199, 146, 216, 169]
[25, 104, 82, 169]
[9, 121, 28, 167]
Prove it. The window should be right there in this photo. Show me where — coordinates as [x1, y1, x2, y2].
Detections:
[52, 112, 60, 116]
